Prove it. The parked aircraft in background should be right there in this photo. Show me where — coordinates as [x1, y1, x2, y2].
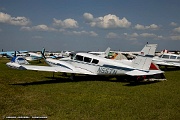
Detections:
[153, 53, 180, 68]
[0, 50, 42, 61]
[25, 52, 43, 61]
[0, 51, 28, 58]
[88, 47, 110, 58]
[6, 44, 165, 81]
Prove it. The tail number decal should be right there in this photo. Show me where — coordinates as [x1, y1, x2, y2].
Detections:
[97, 67, 117, 75]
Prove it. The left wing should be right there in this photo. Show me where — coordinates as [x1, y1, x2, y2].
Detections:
[6, 62, 95, 75]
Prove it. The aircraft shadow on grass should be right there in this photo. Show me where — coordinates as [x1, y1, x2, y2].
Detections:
[9, 75, 160, 87]
[159, 67, 180, 71]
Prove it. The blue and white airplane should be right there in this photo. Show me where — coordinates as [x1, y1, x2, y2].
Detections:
[0, 50, 28, 58]
[6, 44, 164, 81]
[25, 52, 43, 61]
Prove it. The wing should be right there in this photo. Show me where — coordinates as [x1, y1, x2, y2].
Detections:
[17, 64, 96, 75]
[6, 56, 96, 75]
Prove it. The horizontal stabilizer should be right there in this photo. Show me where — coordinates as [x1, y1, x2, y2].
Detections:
[126, 70, 164, 76]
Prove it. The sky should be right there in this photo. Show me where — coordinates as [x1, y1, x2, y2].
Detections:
[0, 0, 180, 52]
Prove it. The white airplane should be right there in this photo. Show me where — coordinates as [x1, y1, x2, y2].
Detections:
[6, 44, 164, 81]
[153, 53, 180, 68]
[88, 47, 110, 58]
[25, 52, 43, 61]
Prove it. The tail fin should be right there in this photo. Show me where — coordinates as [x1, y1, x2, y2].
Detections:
[104, 47, 110, 57]
[11, 51, 17, 62]
[132, 44, 157, 71]
[41, 48, 46, 59]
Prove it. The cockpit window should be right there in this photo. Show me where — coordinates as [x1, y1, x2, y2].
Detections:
[75, 55, 83, 61]
[162, 55, 169, 59]
[92, 59, 99, 64]
[84, 57, 92, 63]
[170, 55, 177, 59]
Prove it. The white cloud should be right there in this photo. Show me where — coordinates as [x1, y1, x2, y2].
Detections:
[170, 22, 178, 26]
[89, 31, 98, 37]
[123, 32, 164, 40]
[131, 33, 139, 37]
[140, 33, 157, 38]
[68, 30, 98, 37]
[134, 24, 159, 30]
[170, 35, 180, 40]
[83, 13, 94, 22]
[173, 27, 180, 33]
[124, 33, 139, 40]
[0, 12, 30, 26]
[149, 24, 159, 29]
[83, 13, 131, 29]
[21, 24, 57, 31]
[124, 32, 139, 37]
[134, 24, 145, 30]
[157, 35, 163, 39]
[21, 26, 31, 31]
[106, 32, 119, 39]
[53, 18, 78, 28]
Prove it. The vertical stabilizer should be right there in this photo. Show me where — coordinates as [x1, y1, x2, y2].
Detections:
[104, 47, 110, 57]
[132, 44, 157, 71]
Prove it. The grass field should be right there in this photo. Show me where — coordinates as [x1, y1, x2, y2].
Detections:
[0, 58, 180, 120]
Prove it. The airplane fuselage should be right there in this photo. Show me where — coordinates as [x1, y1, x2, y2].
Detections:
[153, 53, 180, 67]
[45, 52, 134, 76]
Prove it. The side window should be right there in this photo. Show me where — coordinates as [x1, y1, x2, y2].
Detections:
[162, 55, 169, 59]
[177, 57, 180, 59]
[92, 59, 99, 64]
[84, 57, 92, 63]
[75, 55, 83, 61]
[170, 56, 176, 59]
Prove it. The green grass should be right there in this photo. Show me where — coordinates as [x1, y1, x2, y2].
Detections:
[0, 58, 180, 120]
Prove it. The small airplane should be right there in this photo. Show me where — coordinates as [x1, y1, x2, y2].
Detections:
[0, 50, 28, 58]
[6, 44, 164, 81]
[25, 52, 43, 61]
[88, 47, 110, 58]
[153, 53, 180, 68]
